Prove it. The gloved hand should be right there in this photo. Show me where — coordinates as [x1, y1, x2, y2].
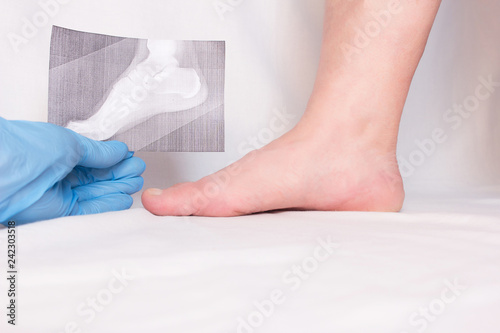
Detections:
[0, 117, 146, 225]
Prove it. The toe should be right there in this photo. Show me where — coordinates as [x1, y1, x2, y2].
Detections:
[142, 183, 197, 216]
[142, 174, 246, 217]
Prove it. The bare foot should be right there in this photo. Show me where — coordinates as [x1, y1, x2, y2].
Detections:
[141, 115, 405, 216]
[141, 0, 442, 217]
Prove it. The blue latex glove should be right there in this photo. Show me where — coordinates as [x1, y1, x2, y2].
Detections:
[0, 117, 146, 225]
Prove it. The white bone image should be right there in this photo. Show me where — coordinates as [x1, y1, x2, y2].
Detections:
[66, 40, 208, 141]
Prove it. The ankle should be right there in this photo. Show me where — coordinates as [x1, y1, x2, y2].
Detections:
[295, 101, 400, 155]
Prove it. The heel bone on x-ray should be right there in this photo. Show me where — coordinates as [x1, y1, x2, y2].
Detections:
[48, 26, 225, 152]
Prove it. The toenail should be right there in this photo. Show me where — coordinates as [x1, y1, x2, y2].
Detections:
[147, 188, 163, 196]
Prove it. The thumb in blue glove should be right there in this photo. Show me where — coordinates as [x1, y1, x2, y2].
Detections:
[0, 117, 146, 225]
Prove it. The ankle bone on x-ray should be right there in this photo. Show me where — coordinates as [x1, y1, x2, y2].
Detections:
[66, 40, 205, 141]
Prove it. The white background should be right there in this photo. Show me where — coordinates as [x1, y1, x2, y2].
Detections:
[1, 0, 499, 201]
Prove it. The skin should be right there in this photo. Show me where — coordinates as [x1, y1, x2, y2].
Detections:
[142, 0, 443, 216]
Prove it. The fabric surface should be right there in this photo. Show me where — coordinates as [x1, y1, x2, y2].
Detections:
[1, 190, 500, 332]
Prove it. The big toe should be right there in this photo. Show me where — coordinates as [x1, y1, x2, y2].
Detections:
[142, 183, 200, 216]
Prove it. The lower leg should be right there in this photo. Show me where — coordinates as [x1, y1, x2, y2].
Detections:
[142, 0, 442, 216]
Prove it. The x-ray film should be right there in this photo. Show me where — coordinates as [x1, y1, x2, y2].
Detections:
[48, 26, 225, 152]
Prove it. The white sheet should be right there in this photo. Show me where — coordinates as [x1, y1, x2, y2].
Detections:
[1, 190, 500, 332]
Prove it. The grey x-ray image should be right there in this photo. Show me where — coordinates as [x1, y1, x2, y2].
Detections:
[48, 26, 225, 152]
